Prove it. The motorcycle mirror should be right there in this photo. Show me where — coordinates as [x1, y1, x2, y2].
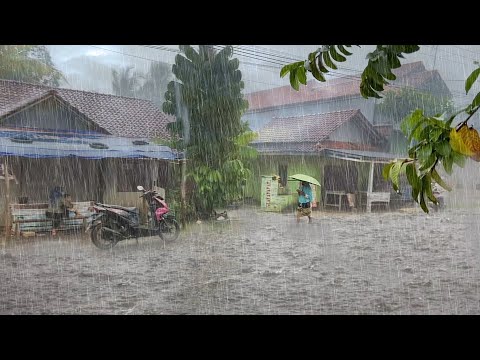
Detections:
[137, 185, 145, 191]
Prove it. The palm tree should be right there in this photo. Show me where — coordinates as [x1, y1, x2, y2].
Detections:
[139, 62, 172, 108]
[0, 45, 65, 86]
[111, 66, 143, 97]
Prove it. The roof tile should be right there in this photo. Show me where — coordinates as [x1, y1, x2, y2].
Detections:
[0, 79, 174, 139]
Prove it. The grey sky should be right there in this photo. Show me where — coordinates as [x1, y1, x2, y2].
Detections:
[47, 45, 480, 105]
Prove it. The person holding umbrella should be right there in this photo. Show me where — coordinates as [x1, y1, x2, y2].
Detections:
[296, 181, 313, 224]
[288, 174, 320, 224]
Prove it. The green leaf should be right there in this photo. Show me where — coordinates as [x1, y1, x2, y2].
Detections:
[297, 67, 307, 85]
[360, 81, 382, 99]
[430, 128, 444, 142]
[417, 143, 433, 160]
[465, 67, 480, 94]
[368, 78, 385, 92]
[389, 161, 402, 191]
[382, 162, 394, 180]
[411, 185, 420, 203]
[338, 45, 353, 56]
[322, 51, 338, 70]
[442, 155, 453, 174]
[406, 163, 420, 193]
[452, 151, 466, 167]
[420, 123, 439, 140]
[412, 180, 421, 202]
[423, 174, 438, 204]
[310, 57, 325, 82]
[329, 46, 347, 62]
[431, 168, 452, 191]
[403, 45, 421, 53]
[363, 65, 385, 85]
[446, 108, 465, 127]
[471, 92, 480, 108]
[435, 140, 451, 157]
[419, 153, 437, 171]
[290, 68, 299, 91]
[280, 65, 290, 78]
[401, 109, 423, 138]
[316, 56, 329, 73]
[419, 190, 429, 213]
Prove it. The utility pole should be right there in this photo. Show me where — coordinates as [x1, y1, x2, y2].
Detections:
[174, 81, 190, 227]
[2, 158, 11, 246]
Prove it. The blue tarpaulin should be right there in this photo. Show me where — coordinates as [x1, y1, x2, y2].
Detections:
[0, 128, 180, 160]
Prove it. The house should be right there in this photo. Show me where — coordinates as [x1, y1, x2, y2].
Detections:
[0, 79, 174, 138]
[0, 79, 179, 233]
[243, 61, 452, 132]
[246, 109, 401, 212]
[243, 62, 453, 211]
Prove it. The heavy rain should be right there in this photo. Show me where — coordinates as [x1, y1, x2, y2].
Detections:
[1, 45, 480, 315]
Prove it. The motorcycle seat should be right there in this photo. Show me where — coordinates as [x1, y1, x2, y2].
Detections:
[97, 203, 138, 213]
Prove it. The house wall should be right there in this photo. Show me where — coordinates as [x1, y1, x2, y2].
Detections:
[103, 158, 171, 221]
[389, 131, 409, 155]
[243, 96, 377, 131]
[329, 120, 373, 143]
[0, 175, 20, 227]
[245, 155, 325, 208]
[6, 157, 101, 204]
[0, 157, 172, 226]
[1, 97, 101, 132]
[0, 157, 102, 226]
[245, 153, 393, 210]
[444, 158, 480, 209]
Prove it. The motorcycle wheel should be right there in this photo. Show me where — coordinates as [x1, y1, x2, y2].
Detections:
[91, 222, 118, 250]
[158, 217, 180, 242]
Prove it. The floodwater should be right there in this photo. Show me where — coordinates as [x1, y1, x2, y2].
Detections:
[1, 205, 480, 315]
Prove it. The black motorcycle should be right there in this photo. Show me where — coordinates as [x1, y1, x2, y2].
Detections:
[87, 185, 180, 249]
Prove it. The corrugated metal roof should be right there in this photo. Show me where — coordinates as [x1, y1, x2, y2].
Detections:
[321, 148, 400, 163]
[0, 127, 179, 160]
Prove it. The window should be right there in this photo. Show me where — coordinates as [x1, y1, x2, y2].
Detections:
[279, 164, 288, 187]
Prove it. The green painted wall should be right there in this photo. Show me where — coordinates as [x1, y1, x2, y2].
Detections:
[245, 155, 325, 208]
[245, 154, 376, 210]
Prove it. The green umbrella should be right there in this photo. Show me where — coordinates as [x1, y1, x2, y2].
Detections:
[288, 174, 321, 187]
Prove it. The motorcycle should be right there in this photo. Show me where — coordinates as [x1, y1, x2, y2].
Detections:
[87, 185, 180, 249]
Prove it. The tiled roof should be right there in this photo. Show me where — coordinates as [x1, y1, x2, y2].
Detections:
[255, 109, 368, 143]
[0, 79, 174, 139]
[245, 61, 449, 111]
[245, 78, 361, 112]
[373, 124, 394, 137]
[252, 109, 383, 153]
[391, 61, 425, 77]
[252, 141, 320, 154]
[390, 70, 452, 97]
[315, 140, 381, 152]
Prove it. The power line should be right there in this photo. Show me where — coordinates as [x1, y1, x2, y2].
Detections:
[90, 45, 477, 99]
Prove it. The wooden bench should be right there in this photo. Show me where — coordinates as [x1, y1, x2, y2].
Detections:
[10, 201, 94, 239]
[357, 191, 391, 212]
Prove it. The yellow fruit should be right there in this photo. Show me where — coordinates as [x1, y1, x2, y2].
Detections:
[450, 125, 480, 161]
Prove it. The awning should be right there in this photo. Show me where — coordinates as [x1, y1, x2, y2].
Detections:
[320, 148, 402, 163]
[0, 127, 182, 160]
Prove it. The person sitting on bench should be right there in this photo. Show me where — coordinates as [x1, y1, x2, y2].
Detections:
[47, 189, 79, 236]
[61, 193, 79, 218]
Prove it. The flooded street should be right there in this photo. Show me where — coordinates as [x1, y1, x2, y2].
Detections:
[2, 206, 480, 315]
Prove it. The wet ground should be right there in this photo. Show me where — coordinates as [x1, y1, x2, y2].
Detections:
[2, 205, 480, 314]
